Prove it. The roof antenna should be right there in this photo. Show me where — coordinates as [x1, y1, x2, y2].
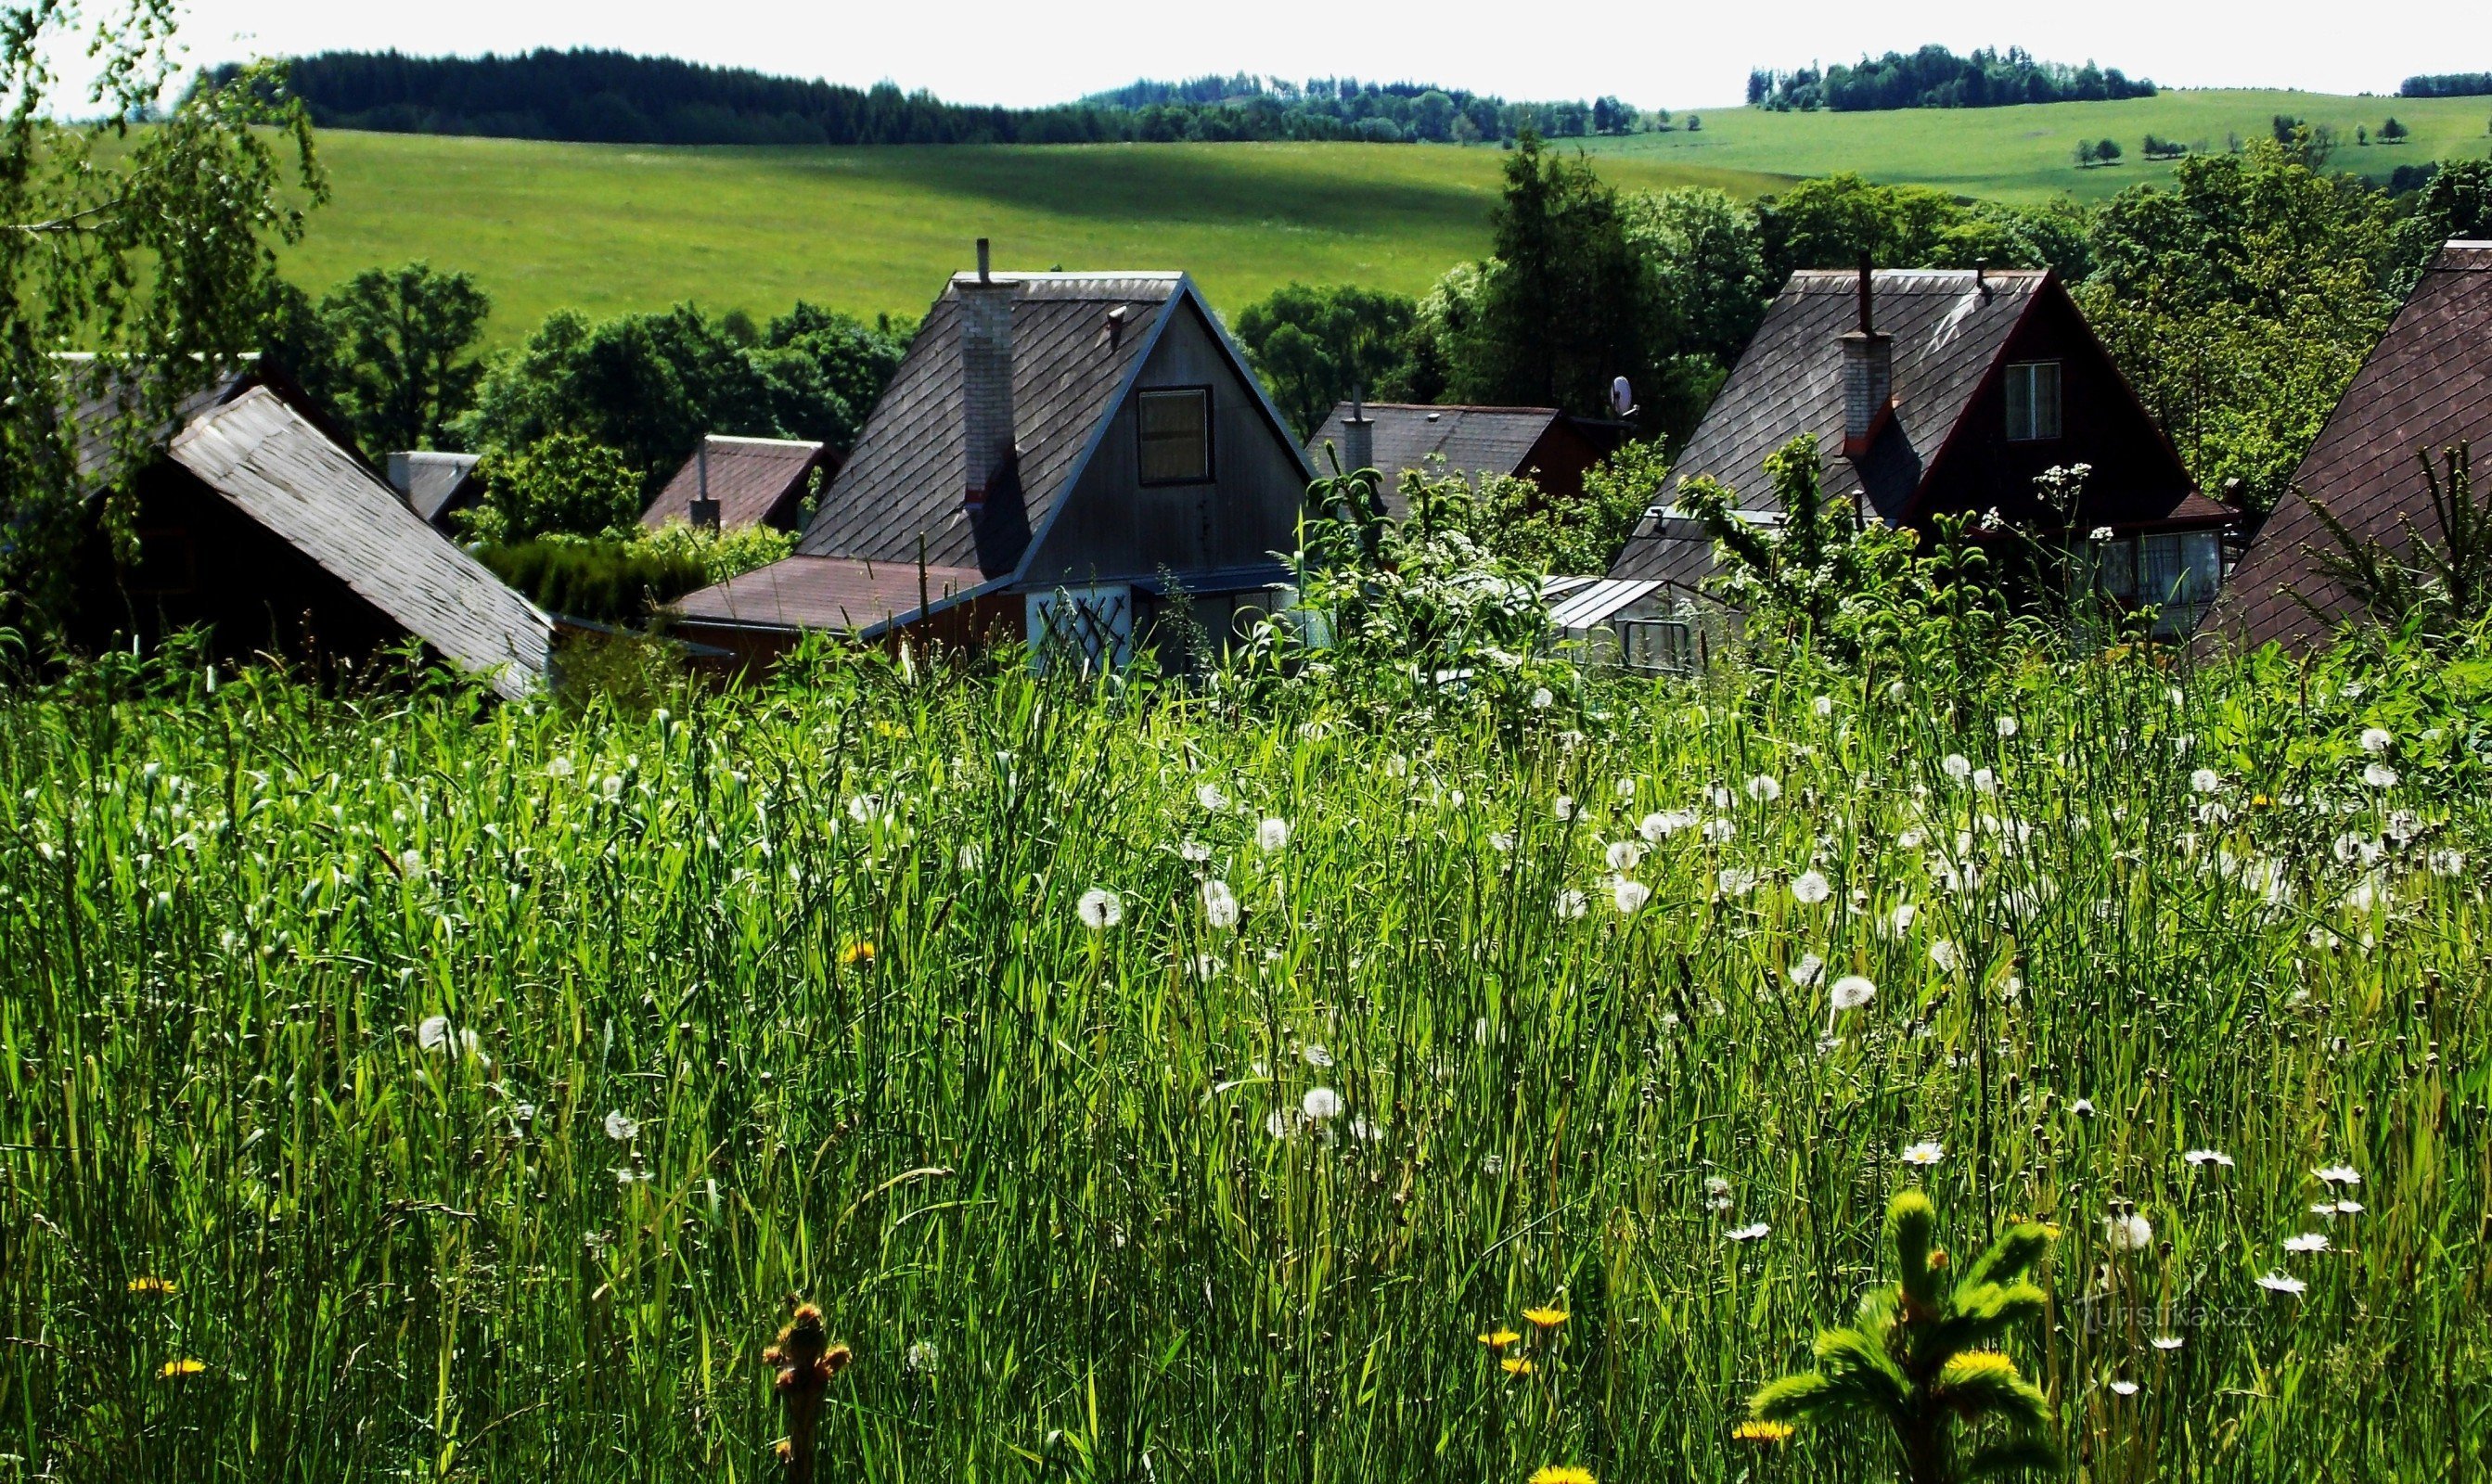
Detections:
[976, 237, 991, 285]
[1856, 249, 1874, 334]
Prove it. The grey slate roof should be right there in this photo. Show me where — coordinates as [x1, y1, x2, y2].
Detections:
[1305, 403, 1564, 505]
[388, 451, 483, 524]
[2210, 241, 2492, 649]
[640, 435, 826, 531]
[168, 387, 553, 700]
[1611, 269, 2047, 587]
[794, 273, 1188, 577]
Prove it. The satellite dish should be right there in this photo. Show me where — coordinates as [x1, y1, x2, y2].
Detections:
[1610, 377, 1636, 417]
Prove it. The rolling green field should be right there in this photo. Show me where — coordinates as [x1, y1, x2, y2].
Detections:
[281, 89, 2492, 342]
[1586, 88, 2492, 204]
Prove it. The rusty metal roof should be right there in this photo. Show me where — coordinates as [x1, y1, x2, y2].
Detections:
[638, 435, 827, 531]
[167, 387, 553, 699]
[670, 554, 993, 634]
[2211, 241, 2492, 649]
[791, 273, 1188, 577]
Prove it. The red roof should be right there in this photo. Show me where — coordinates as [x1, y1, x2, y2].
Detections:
[639, 435, 828, 531]
[669, 554, 990, 633]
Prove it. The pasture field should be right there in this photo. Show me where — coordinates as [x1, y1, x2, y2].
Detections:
[277, 90, 2492, 339]
[281, 133, 1783, 342]
[3, 632, 2488, 1480]
[1586, 88, 2492, 205]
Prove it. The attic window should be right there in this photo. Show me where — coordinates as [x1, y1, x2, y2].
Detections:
[1137, 387, 1213, 485]
[2005, 361, 2062, 441]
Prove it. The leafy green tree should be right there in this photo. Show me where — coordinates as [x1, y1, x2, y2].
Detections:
[2093, 136, 2122, 164]
[2379, 116, 2410, 143]
[463, 433, 645, 543]
[2081, 139, 2420, 512]
[1624, 186, 1772, 365]
[1232, 284, 1419, 439]
[1750, 1189, 2060, 1484]
[2416, 159, 2492, 240]
[312, 262, 492, 454]
[2, 11, 324, 625]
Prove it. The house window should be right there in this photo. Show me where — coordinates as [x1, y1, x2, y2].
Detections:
[1137, 387, 1213, 484]
[2087, 530, 2222, 634]
[2087, 535, 2138, 599]
[2005, 361, 2062, 441]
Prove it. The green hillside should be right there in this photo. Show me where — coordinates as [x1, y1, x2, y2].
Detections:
[1587, 87, 2492, 202]
[280, 89, 2492, 339]
[285, 133, 1782, 342]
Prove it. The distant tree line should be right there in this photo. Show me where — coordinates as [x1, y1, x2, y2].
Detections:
[2400, 72, 2492, 98]
[218, 50, 1652, 147]
[1747, 45, 2154, 112]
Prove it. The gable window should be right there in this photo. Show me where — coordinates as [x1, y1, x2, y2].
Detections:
[1137, 387, 1213, 485]
[2004, 361, 2062, 442]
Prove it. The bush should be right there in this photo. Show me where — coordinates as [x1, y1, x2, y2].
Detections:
[462, 433, 645, 544]
[475, 536, 709, 622]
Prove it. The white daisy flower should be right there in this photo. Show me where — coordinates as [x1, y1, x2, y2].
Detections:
[2331, 1197, 2364, 1215]
[1726, 1222, 1771, 1242]
[2151, 1336, 2184, 1351]
[2183, 1148, 2236, 1169]
[2314, 1165, 2361, 1187]
[2109, 1380, 2139, 1397]
[2255, 1271, 2307, 1297]
[1077, 888, 1124, 929]
[1830, 975, 1877, 1012]
[1899, 1141, 1946, 1167]
[2283, 1233, 2330, 1254]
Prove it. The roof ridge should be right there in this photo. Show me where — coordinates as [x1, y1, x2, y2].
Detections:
[702, 434, 824, 449]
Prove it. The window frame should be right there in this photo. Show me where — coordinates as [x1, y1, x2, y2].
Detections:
[2004, 360, 2063, 443]
[1135, 385, 1215, 487]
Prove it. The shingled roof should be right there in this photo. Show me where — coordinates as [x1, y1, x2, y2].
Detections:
[639, 435, 828, 531]
[2210, 241, 2492, 649]
[389, 451, 483, 525]
[1304, 403, 1558, 499]
[793, 273, 1188, 577]
[167, 387, 553, 699]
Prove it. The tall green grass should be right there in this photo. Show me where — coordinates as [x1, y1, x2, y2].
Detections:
[1, 633, 2486, 1480]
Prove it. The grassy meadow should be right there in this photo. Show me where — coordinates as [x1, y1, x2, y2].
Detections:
[3, 632, 2487, 1480]
[277, 89, 2492, 338]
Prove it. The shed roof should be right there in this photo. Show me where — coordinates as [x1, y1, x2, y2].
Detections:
[167, 387, 553, 699]
[639, 435, 827, 531]
[389, 451, 483, 524]
[672, 554, 993, 634]
[2211, 241, 2492, 649]
[793, 273, 1189, 576]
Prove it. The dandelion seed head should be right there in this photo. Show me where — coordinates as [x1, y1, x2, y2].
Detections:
[1256, 817, 1291, 852]
[1196, 782, 1229, 812]
[1201, 879, 1240, 929]
[1610, 876, 1652, 915]
[2359, 727, 2394, 755]
[603, 1111, 638, 1142]
[2104, 1210, 2153, 1250]
[1301, 1086, 1343, 1120]
[1789, 953, 1825, 988]
[1943, 753, 1972, 782]
[1077, 889, 1124, 929]
[1555, 888, 1589, 919]
[1791, 869, 1831, 905]
[2362, 761, 2399, 789]
[1746, 774, 1782, 802]
[1605, 839, 1646, 871]
[1830, 975, 1877, 1012]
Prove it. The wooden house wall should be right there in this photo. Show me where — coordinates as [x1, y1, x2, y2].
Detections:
[64, 463, 414, 673]
[1915, 288, 2197, 531]
[1021, 301, 1305, 592]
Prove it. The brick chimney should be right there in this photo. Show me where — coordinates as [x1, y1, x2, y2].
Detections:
[957, 238, 1019, 511]
[1341, 388, 1374, 473]
[1840, 252, 1893, 458]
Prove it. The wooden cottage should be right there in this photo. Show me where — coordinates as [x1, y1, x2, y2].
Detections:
[63, 371, 553, 699]
[2209, 240, 2492, 649]
[1303, 401, 1625, 514]
[1607, 263, 2232, 634]
[671, 247, 1311, 668]
[637, 434, 832, 532]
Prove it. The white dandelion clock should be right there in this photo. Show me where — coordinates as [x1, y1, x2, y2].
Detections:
[2359, 727, 2395, 755]
[1813, 695, 1834, 717]
[1077, 889, 1124, 930]
[2103, 1210, 2153, 1251]
[1929, 939, 1963, 973]
[1555, 888, 1589, 920]
[2427, 847, 2466, 877]
[1943, 753, 1973, 782]
[1302, 1043, 1334, 1068]
[1301, 1086, 1343, 1121]
[1196, 781, 1229, 812]
[1554, 795, 1577, 821]
[1716, 867, 1758, 898]
[416, 1015, 453, 1053]
[1201, 879, 1240, 930]
[1606, 839, 1647, 871]
[603, 1111, 639, 1143]
[1830, 975, 1877, 1012]
[1791, 869, 1831, 905]
[2190, 768, 2222, 794]
[1789, 953, 1825, 989]
[1256, 817, 1291, 852]
[1530, 685, 1554, 710]
[1610, 876, 1652, 915]
[2362, 761, 2399, 788]
[1746, 774, 1782, 802]
[1996, 715, 2018, 738]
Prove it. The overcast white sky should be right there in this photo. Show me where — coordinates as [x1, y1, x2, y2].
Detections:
[122, 0, 2487, 108]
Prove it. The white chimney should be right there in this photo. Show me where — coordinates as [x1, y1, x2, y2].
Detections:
[958, 237, 1020, 511]
[1840, 253, 1893, 458]
[1341, 388, 1374, 473]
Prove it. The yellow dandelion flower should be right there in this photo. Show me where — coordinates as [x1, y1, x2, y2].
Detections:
[1733, 1419, 1796, 1444]
[1529, 1467, 1596, 1484]
[160, 1359, 205, 1378]
[1522, 1306, 1569, 1330]
[1477, 1328, 1522, 1348]
[1500, 1356, 1535, 1376]
[127, 1277, 177, 1296]
[841, 940, 877, 966]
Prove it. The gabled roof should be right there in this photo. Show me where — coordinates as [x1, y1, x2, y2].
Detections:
[1611, 269, 2045, 585]
[167, 387, 553, 700]
[389, 451, 483, 524]
[679, 267, 1306, 636]
[639, 435, 827, 531]
[2212, 242, 2492, 649]
[1306, 401, 1564, 481]
[794, 273, 1190, 577]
